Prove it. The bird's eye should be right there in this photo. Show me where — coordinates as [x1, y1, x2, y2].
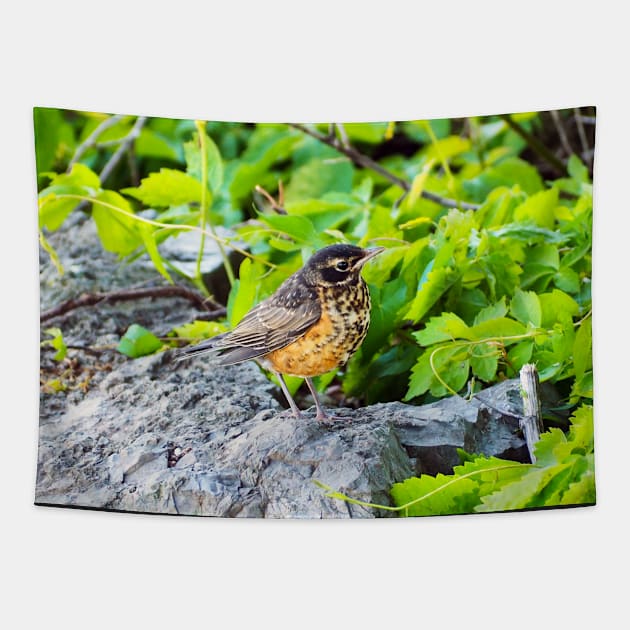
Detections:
[335, 260, 350, 271]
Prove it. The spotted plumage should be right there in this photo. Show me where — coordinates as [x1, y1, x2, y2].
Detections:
[177, 244, 384, 420]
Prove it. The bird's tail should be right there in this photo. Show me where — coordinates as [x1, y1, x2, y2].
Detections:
[175, 333, 227, 362]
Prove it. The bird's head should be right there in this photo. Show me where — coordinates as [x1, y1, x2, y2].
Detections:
[302, 244, 385, 287]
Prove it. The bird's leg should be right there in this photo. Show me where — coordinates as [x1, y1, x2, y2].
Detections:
[274, 371, 302, 419]
[305, 377, 333, 421]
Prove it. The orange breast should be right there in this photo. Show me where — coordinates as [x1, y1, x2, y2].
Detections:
[264, 308, 342, 377]
[263, 283, 371, 378]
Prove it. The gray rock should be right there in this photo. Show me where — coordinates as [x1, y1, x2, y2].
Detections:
[36, 347, 531, 518]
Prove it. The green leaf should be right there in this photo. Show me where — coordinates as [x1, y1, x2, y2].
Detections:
[558, 473, 595, 505]
[38, 164, 103, 230]
[428, 345, 470, 396]
[404, 261, 459, 324]
[285, 198, 359, 232]
[258, 213, 322, 245]
[117, 324, 162, 358]
[513, 188, 558, 229]
[361, 204, 403, 242]
[539, 289, 580, 327]
[568, 405, 594, 453]
[573, 316, 592, 381]
[34, 107, 74, 175]
[284, 157, 354, 202]
[361, 246, 406, 286]
[41, 327, 67, 361]
[521, 243, 560, 290]
[184, 131, 224, 194]
[469, 317, 527, 340]
[470, 342, 499, 382]
[477, 463, 571, 511]
[506, 340, 534, 373]
[228, 129, 300, 203]
[476, 187, 524, 229]
[139, 225, 172, 283]
[135, 128, 181, 161]
[413, 312, 471, 346]
[342, 122, 390, 144]
[402, 161, 434, 209]
[490, 223, 569, 244]
[39, 230, 64, 275]
[553, 267, 580, 294]
[122, 169, 203, 207]
[92, 191, 143, 256]
[423, 135, 471, 162]
[567, 154, 589, 182]
[361, 278, 408, 360]
[392, 456, 527, 516]
[473, 297, 507, 325]
[510, 289, 542, 327]
[403, 119, 451, 143]
[391, 473, 479, 516]
[171, 320, 227, 340]
[404, 350, 434, 400]
[227, 258, 259, 327]
[51, 162, 101, 189]
[462, 157, 544, 202]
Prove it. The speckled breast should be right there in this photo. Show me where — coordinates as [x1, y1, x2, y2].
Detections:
[264, 281, 371, 377]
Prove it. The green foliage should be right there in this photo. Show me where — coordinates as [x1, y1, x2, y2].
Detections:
[117, 324, 163, 358]
[37, 108, 595, 516]
[36, 109, 593, 414]
[318, 404, 594, 516]
[41, 327, 67, 361]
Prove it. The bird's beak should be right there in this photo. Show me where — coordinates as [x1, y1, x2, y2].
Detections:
[356, 246, 386, 268]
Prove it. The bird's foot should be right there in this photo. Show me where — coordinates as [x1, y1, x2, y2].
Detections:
[314, 409, 350, 423]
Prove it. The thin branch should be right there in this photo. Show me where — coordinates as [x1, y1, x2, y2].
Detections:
[254, 184, 287, 214]
[100, 116, 147, 182]
[499, 114, 567, 176]
[550, 110, 574, 157]
[40, 286, 225, 324]
[67, 114, 124, 171]
[288, 123, 480, 211]
[573, 107, 591, 161]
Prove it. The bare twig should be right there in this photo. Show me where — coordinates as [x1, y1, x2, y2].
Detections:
[254, 184, 287, 214]
[40, 286, 225, 324]
[100, 116, 147, 182]
[550, 110, 574, 157]
[67, 114, 124, 171]
[573, 107, 591, 161]
[499, 114, 568, 176]
[288, 123, 480, 211]
[63, 116, 147, 218]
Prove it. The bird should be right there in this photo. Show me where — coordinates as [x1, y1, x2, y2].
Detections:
[177, 243, 384, 420]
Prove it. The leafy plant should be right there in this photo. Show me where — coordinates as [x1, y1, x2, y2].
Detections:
[316, 404, 595, 516]
[37, 107, 595, 514]
[41, 327, 67, 361]
[36, 110, 594, 409]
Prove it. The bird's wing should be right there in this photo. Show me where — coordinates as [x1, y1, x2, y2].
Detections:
[177, 274, 321, 365]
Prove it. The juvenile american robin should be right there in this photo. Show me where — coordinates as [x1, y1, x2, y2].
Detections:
[177, 244, 384, 420]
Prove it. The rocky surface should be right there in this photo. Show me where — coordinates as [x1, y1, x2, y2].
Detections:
[36, 348, 530, 518]
[37, 216, 534, 518]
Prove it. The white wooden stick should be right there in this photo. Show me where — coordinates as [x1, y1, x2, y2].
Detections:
[519, 364, 544, 463]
